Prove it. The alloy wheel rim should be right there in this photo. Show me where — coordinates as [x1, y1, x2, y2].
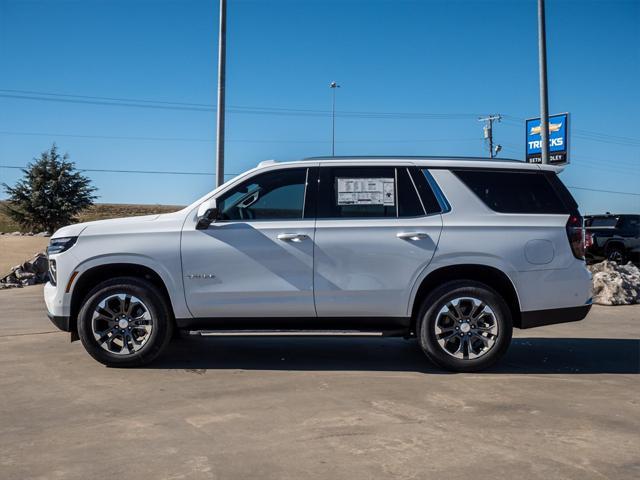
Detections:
[608, 250, 623, 263]
[433, 297, 499, 360]
[91, 294, 153, 355]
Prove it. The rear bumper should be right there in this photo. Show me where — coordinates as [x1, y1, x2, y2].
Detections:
[518, 304, 592, 329]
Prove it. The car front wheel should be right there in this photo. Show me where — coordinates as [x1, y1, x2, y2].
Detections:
[77, 277, 173, 367]
[416, 280, 513, 372]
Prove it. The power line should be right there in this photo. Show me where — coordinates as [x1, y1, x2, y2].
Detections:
[0, 88, 215, 108]
[567, 186, 640, 197]
[0, 89, 480, 119]
[0, 165, 240, 177]
[0, 130, 480, 144]
[499, 144, 640, 175]
[2, 164, 638, 196]
[502, 114, 640, 147]
[2, 89, 638, 146]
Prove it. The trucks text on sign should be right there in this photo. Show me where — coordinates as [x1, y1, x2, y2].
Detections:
[525, 113, 570, 164]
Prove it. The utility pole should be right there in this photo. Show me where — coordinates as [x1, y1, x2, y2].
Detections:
[538, 0, 550, 164]
[329, 81, 340, 156]
[478, 115, 502, 158]
[215, 0, 227, 187]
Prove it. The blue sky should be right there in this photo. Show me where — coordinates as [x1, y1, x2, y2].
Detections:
[0, 0, 638, 213]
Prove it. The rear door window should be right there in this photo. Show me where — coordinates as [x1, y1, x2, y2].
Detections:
[453, 169, 571, 214]
[619, 216, 640, 233]
[397, 168, 425, 217]
[317, 166, 440, 219]
[318, 167, 397, 218]
[588, 217, 619, 228]
[414, 168, 446, 214]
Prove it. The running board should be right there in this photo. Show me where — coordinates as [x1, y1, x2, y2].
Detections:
[187, 329, 408, 337]
[175, 316, 410, 332]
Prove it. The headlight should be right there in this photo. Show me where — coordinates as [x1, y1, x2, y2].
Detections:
[47, 237, 78, 255]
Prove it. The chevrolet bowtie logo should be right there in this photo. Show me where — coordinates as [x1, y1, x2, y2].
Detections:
[185, 274, 216, 279]
[529, 122, 562, 136]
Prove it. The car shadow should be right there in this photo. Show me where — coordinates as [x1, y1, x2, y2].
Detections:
[147, 336, 640, 374]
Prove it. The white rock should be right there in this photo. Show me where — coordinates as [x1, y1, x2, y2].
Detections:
[588, 261, 640, 306]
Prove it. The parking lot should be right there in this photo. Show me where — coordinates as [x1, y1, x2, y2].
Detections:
[0, 286, 638, 480]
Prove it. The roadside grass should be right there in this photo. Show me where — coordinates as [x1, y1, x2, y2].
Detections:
[0, 201, 184, 233]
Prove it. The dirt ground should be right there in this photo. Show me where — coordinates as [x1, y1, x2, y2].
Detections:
[0, 236, 49, 276]
[0, 285, 638, 480]
[0, 203, 182, 275]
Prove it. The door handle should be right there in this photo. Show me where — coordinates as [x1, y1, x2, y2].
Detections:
[396, 232, 429, 241]
[277, 233, 309, 242]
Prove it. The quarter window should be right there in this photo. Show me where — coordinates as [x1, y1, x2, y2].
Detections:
[453, 169, 570, 214]
[217, 168, 307, 220]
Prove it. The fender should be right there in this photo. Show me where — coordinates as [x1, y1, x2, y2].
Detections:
[70, 253, 191, 319]
[406, 253, 522, 317]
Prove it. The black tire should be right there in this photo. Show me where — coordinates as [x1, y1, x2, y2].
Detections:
[606, 244, 627, 264]
[77, 276, 174, 367]
[416, 280, 512, 372]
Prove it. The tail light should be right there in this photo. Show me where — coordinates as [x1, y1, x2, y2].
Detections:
[584, 230, 594, 249]
[566, 215, 585, 259]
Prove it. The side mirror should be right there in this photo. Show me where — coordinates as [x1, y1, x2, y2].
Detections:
[196, 198, 219, 230]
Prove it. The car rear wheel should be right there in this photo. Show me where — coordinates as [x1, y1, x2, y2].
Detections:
[77, 277, 173, 367]
[416, 280, 512, 372]
[606, 245, 627, 264]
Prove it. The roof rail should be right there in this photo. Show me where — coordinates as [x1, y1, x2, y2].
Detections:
[303, 155, 523, 163]
[257, 159, 278, 168]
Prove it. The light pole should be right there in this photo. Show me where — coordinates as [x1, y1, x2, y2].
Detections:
[538, 0, 550, 164]
[215, 0, 227, 187]
[329, 81, 340, 156]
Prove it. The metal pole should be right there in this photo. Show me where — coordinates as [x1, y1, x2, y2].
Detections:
[538, 0, 550, 164]
[488, 119, 494, 159]
[478, 115, 501, 158]
[215, 0, 227, 187]
[329, 81, 339, 156]
[332, 88, 336, 156]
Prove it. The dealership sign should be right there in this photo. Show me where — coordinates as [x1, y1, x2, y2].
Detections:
[525, 113, 570, 164]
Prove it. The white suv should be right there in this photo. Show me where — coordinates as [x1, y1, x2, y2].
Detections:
[45, 157, 592, 372]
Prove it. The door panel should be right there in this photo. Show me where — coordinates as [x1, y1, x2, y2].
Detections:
[313, 165, 442, 318]
[314, 217, 441, 317]
[181, 166, 317, 319]
[182, 220, 315, 318]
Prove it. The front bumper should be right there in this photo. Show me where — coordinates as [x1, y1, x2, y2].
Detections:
[47, 313, 72, 332]
[44, 281, 73, 330]
[518, 304, 592, 329]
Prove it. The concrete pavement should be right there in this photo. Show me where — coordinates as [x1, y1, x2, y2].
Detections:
[0, 286, 638, 479]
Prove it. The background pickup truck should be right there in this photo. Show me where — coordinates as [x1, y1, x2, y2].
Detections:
[585, 214, 640, 264]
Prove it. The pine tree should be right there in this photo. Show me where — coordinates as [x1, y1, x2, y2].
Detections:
[2, 144, 97, 233]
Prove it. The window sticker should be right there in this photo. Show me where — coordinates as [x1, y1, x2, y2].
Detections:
[336, 178, 395, 206]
